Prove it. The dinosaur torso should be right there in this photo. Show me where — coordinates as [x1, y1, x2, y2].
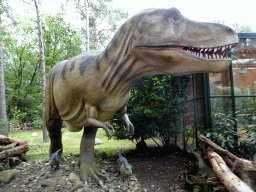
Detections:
[46, 8, 238, 132]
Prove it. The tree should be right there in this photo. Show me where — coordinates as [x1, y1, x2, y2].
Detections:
[74, 0, 89, 51]
[33, 0, 48, 142]
[0, 0, 14, 136]
[113, 75, 189, 148]
[233, 23, 254, 33]
[73, 0, 128, 50]
[3, 14, 82, 132]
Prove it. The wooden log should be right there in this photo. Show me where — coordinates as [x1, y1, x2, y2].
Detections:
[0, 145, 29, 160]
[199, 135, 256, 190]
[0, 135, 27, 145]
[0, 142, 18, 152]
[198, 135, 238, 160]
[207, 148, 253, 192]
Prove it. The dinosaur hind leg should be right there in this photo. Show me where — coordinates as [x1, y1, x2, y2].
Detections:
[47, 118, 63, 154]
[80, 126, 109, 186]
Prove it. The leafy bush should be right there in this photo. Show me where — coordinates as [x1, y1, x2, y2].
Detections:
[205, 112, 238, 151]
[238, 102, 256, 159]
[112, 75, 189, 147]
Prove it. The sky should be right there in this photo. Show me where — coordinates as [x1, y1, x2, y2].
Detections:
[9, 0, 256, 31]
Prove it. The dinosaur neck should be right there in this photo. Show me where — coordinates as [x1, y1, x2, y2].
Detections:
[100, 53, 156, 96]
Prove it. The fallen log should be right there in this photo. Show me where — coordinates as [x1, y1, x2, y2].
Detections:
[198, 135, 238, 160]
[199, 135, 256, 191]
[0, 135, 27, 145]
[0, 142, 18, 152]
[0, 144, 29, 160]
[207, 148, 253, 192]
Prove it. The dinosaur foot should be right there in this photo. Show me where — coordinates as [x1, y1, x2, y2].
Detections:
[80, 167, 109, 187]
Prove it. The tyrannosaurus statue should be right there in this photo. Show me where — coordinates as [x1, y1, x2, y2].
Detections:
[45, 8, 238, 186]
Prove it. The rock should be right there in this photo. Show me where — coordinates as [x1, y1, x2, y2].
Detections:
[95, 138, 103, 145]
[0, 169, 17, 184]
[57, 178, 66, 186]
[108, 188, 115, 192]
[31, 132, 38, 137]
[68, 172, 81, 183]
[71, 181, 84, 192]
[41, 179, 55, 187]
[42, 186, 55, 192]
[133, 187, 142, 192]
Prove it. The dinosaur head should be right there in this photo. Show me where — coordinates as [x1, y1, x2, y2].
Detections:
[132, 8, 238, 75]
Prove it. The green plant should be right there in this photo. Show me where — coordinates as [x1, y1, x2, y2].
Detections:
[205, 112, 238, 151]
[32, 118, 42, 128]
[112, 75, 189, 148]
[238, 102, 256, 159]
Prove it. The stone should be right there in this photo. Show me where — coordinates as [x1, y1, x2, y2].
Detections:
[133, 187, 142, 192]
[108, 188, 115, 192]
[42, 186, 55, 192]
[31, 132, 38, 137]
[0, 169, 17, 184]
[41, 179, 55, 187]
[68, 172, 81, 183]
[95, 138, 103, 145]
[71, 181, 84, 192]
[57, 178, 66, 186]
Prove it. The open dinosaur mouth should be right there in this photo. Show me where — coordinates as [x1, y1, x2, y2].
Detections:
[138, 43, 238, 60]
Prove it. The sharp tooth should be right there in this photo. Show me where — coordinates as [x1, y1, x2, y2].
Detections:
[200, 49, 204, 52]
[209, 55, 212, 60]
[220, 55, 224, 59]
[217, 54, 220, 59]
[205, 53, 208, 58]
[208, 48, 212, 51]
[213, 54, 216, 59]
[229, 45, 232, 49]
[204, 48, 208, 52]
[214, 48, 218, 53]
[222, 47, 225, 52]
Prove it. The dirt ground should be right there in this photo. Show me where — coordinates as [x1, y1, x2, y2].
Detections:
[0, 145, 194, 192]
[121, 146, 194, 192]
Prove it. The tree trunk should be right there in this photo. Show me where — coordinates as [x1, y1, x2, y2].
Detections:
[34, 0, 49, 142]
[84, 0, 89, 51]
[0, 21, 8, 137]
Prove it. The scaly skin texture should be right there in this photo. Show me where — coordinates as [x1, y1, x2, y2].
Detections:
[45, 8, 238, 186]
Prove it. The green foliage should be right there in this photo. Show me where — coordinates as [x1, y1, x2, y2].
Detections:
[238, 102, 256, 159]
[86, 0, 128, 49]
[113, 75, 189, 147]
[205, 112, 238, 151]
[233, 23, 254, 33]
[42, 13, 83, 71]
[3, 14, 82, 123]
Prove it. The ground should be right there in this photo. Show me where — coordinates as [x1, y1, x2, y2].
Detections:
[124, 146, 193, 192]
[0, 146, 193, 192]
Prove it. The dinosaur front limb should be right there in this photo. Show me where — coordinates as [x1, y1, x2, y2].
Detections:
[105, 122, 114, 134]
[80, 126, 109, 187]
[119, 106, 134, 135]
[85, 104, 112, 139]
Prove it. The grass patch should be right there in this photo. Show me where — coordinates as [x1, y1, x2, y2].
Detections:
[9, 128, 158, 160]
